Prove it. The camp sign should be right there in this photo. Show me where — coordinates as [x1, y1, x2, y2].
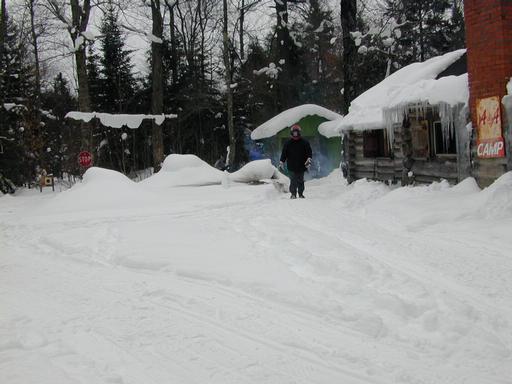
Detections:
[476, 96, 505, 158]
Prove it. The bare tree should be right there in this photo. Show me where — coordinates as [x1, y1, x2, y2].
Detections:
[164, 0, 178, 86]
[45, 0, 93, 151]
[340, 0, 356, 113]
[222, 0, 235, 167]
[149, 0, 164, 169]
[26, 0, 44, 104]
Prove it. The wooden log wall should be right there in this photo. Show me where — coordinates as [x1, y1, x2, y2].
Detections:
[347, 124, 404, 184]
[346, 106, 464, 186]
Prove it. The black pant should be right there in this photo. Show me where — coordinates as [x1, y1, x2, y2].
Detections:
[289, 171, 304, 196]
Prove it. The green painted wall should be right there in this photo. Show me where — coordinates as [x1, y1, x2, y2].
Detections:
[257, 115, 342, 178]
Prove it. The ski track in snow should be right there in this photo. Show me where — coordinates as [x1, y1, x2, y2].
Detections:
[1, 178, 511, 384]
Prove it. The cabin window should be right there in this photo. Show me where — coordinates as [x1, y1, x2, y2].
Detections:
[411, 119, 457, 158]
[432, 121, 456, 155]
[363, 129, 388, 158]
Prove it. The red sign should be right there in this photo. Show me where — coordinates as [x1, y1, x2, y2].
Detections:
[78, 151, 93, 168]
[476, 96, 505, 158]
[477, 138, 505, 158]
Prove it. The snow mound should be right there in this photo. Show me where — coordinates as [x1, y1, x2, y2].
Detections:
[335, 178, 391, 208]
[230, 159, 278, 183]
[361, 173, 512, 230]
[144, 155, 224, 188]
[450, 177, 480, 194]
[251, 104, 342, 140]
[40, 167, 155, 213]
[161, 154, 217, 172]
[144, 155, 287, 189]
[82, 167, 134, 185]
[478, 172, 512, 219]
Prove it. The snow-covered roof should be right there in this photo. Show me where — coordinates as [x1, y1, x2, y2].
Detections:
[250, 104, 343, 140]
[66, 112, 178, 129]
[319, 49, 468, 134]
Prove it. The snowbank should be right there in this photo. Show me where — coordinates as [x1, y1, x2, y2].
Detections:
[143, 155, 288, 189]
[250, 104, 343, 140]
[230, 159, 280, 183]
[39, 167, 156, 213]
[66, 112, 178, 129]
[360, 172, 512, 231]
[320, 49, 467, 134]
[143, 154, 224, 188]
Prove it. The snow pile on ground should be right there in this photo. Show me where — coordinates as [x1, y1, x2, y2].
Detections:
[2, 169, 512, 384]
[230, 159, 282, 183]
[361, 173, 512, 231]
[142, 154, 224, 188]
[477, 171, 512, 219]
[143, 155, 287, 189]
[37, 167, 156, 214]
[250, 104, 343, 140]
[320, 49, 467, 134]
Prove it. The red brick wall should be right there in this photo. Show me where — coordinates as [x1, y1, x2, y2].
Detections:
[465, 0, 512, 125]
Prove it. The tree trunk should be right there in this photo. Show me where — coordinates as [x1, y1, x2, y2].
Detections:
[340, 0, 357, 114]
[28, 0, 40, 104]
[240, 0, 245, 61]
[151, 0, 164, 170]
[65, 0, 93, 152]
[75, 44, 92, 151]
[168, 1, 178, 86]
[223, 0, 235, 168]
[0, 0, 6, 107]
[275, 0, 291, 109]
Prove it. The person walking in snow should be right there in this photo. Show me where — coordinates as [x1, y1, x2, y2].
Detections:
[279, 124, 312, 199]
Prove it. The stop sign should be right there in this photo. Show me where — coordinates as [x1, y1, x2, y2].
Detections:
[78, 151, 93, 168]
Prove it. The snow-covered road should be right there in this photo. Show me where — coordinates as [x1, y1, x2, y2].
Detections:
[1, 166, 512, 384]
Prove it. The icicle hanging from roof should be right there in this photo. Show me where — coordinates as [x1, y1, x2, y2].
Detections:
[384, 101, 460, 149]
[438, 102, 457, 148]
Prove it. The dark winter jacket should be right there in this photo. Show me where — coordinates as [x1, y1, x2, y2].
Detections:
[280, 138, 312, 172]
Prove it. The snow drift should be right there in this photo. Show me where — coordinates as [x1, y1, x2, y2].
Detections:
[38, 167, 157, 214]
[143, 155, 288, 189]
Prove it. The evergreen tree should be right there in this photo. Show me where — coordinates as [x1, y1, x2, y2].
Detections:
[95, 2, 136, 173]
[300, 0, 341, 110]
[0, 2, 37, 188]
[385, 0, 460, 67]
[98, 2, 135, 113]
[41, 73, 78, 177]
[86, 42, 103, 111]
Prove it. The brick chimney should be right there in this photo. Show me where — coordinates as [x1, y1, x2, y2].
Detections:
[464, 0, 512, 184]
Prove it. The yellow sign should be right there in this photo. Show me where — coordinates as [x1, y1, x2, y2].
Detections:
[476, 96, 505, 158]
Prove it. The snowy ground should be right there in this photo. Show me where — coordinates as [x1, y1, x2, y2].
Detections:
[1, 160, 512, 384]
